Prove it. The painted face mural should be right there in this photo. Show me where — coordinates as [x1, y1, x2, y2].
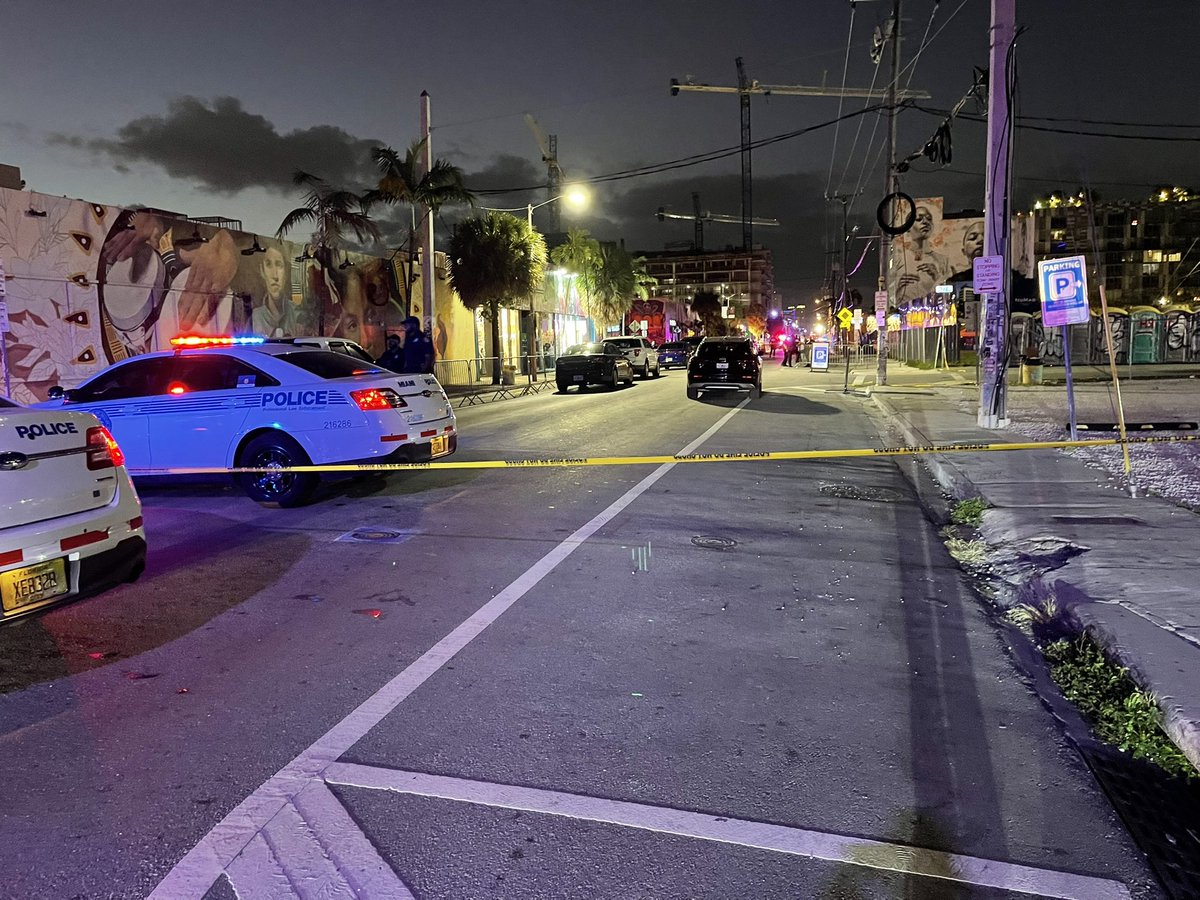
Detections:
[97, 210, 241, 361]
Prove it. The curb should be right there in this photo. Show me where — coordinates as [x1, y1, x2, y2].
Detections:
[869, 392, 1200, 773]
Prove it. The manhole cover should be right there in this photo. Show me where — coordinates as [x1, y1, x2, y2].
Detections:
[819, 483, 904, 503]
[691, 535, 737, 551]
[1051, 515, 1145, 526]
[336, 527, 415, 544]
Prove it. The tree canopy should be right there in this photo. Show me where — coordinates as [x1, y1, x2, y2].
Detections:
[449, 212, 547, 382]
[549, 228, 657, 329]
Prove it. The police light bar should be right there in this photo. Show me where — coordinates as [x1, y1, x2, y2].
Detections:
[170, 335, 266, 348]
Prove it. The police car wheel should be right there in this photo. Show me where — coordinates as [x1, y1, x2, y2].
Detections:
[556, 378, 570, 393]
[238, 433, 318, 507]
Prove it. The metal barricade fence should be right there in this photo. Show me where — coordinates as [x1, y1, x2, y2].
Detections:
[434, 355, 559, 404]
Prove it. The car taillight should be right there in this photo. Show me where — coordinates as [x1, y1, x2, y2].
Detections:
[86, 426, 125, 470]
[350, 388, 407, 411]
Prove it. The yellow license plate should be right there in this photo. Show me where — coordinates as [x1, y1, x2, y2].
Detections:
[1, 558, 69, 614]
[430, 435, 449, 457]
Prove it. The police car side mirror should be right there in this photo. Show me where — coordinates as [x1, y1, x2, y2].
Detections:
[47, 386, 65, 401]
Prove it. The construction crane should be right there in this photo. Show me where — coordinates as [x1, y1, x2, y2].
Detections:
[656, 192, 779, 252]
[524, 114, 564, 233]
[671, 59, 931, 250]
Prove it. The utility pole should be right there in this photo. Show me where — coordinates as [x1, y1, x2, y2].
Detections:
[833, 193, 852, 392]
[671, 62, 929, 255]
[979, 0, 1015, 427]
[419, 91, 435, 332]
[876, 0, 902, 387]
[693, 192, 704, 251]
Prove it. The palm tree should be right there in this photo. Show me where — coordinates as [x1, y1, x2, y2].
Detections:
[366, 140, 475, 312]
[277, 171, 381, 335]
[448, 212, 547, 384]
[550, 228, 601, 278]
[585, 244, 654, 330]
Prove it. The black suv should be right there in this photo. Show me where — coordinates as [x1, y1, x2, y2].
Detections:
[686, 337, 763, 400]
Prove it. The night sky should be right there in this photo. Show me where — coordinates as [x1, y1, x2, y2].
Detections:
[5, 0, 1198, 299]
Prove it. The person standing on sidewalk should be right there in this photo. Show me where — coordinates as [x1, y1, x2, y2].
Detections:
[399, 316, 435, 375]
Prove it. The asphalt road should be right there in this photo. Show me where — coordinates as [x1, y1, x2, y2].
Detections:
[0, 362, 1165, 899]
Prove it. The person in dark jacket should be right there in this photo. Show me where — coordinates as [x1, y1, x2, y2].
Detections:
[376, 333, 405, 372]
[400, 316, 435, 374]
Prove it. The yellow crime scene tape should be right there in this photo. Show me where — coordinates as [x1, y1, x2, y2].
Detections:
[132, 432, 1200, 476]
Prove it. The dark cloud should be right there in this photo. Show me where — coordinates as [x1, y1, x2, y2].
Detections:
[49, 96, 383, 195]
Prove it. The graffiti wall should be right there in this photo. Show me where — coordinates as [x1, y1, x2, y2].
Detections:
[0, 187, 409, 402]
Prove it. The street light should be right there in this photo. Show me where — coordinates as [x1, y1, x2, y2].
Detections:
[481, 184, 591, 228]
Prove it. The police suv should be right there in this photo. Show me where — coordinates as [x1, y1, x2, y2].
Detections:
[2, 399, 145, 622]
[37, 336, 458, 507]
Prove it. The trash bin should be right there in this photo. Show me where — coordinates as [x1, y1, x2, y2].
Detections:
[1020, 356, 1044, 385]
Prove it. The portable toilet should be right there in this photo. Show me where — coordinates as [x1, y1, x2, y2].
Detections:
[1009, 312, 1033, 365]
[1129, 306, 1163, 364]
[1069, 309, 1095, 363]
[1163, 306, 1194, 362]
[1100, 309, 1130, 365]
[1034, 312, 1065, 364]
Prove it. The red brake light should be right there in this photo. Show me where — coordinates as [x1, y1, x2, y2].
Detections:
[350, 388, 406, 411]
[168, 383, 187, 395]
[86, 426, 125, 470]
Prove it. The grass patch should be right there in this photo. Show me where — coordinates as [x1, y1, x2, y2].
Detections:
[951, 497, 987, 527]
[944, 536, 988, 567]
[1043, 636, 1196, 781]
[1006, 598, 1059, 634]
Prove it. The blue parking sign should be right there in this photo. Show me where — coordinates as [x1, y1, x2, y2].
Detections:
[811, 342, 830, 371]
[1037, 255, 1090, 327]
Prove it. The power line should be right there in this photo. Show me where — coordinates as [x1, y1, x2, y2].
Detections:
[470, 105, 885, 196]
[1019, 114, 1200, 130]
[912, 104, 1200, 141]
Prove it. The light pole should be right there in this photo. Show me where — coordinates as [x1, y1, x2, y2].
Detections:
[478, 187, 591, 378]
[480, 184, 591, 230]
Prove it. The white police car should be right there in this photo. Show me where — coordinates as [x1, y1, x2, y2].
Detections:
[37, 336, 457, 507]
[2, 399, 145, 622]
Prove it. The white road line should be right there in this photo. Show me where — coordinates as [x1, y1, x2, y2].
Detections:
[149, 402, 750, 899]
[259, 802, 356, 900]
[225, 833, 296, 900]
[324, 763, 1132, 900]
[290, 781, 414, 900]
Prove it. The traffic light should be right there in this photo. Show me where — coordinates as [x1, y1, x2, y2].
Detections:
[670, 79, 680, 97]
[656, 207, 666, 222]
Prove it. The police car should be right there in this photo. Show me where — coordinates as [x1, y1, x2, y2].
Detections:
[2, 399, 146, 622]
[37, 336, 458, 507]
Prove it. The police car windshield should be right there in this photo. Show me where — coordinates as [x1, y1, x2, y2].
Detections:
[276, 351, 384, 379]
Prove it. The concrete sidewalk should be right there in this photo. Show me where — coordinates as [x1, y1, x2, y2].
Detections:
[870, 384, 1200, 773]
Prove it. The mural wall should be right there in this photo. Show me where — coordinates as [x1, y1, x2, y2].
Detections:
[887, 197, 1036, 305]
[0, 186, 409, 402]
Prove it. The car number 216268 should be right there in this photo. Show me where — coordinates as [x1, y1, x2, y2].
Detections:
[323, 420, 353, 429]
